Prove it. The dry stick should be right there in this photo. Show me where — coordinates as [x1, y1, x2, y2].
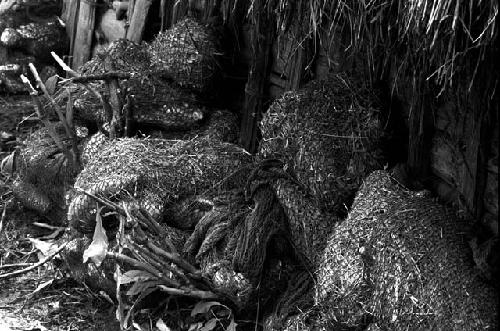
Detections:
[129, 239, 190, 285]
[107, 252, 181, 289]
[71, 72, 131, 82]
[0, 200, 8, 234]
[115, 213, 126, 330]
[76, 188, 178, 255]
[104, 57, 124, 139]
[51, 52, 114, 124]
[28, 63, 81, 170]
[0, 242, 69, 280]
[20, 75, 72, 160]
[0, 263, 34, 270]
[157, 285, 218, 300]
[146, 242, 198, 276]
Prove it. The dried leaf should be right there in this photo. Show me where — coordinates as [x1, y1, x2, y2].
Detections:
[200, 319, 217, 331]
[190, 301, 221, 317]
[126, 280, 161, 296]
[28, 238, 59, 257]
[156, 318, 171, 331]
[227, 319, 237, 331]
[28, 279, 53, 298]
[120, 269, 155, 285]
[83, 207, 109, 267]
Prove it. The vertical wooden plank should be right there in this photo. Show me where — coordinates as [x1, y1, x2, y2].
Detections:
[126, 0, 153, 43]
[240, 0, 275, 153]
[72, 0, 96, 70]
[64, 0, 80, 65]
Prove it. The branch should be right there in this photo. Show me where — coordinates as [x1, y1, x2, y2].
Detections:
[0, 242, 69, 280]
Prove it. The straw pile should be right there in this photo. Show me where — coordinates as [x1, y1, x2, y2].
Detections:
[282, 170, 497, 330]
[78, 38, 151, 75]
[67, 38, 207, 132]
[259, 73, 384, 215]
[10, 124, 86, 222]
[148, 17, 219, 93]
[67, 136, 252, 234]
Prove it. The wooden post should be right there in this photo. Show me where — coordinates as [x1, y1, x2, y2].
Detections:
[126, 0, 153, 42]
[239, 0, 275, 153]
[64, 0, 80, 66]
[72, 0, 97, 70]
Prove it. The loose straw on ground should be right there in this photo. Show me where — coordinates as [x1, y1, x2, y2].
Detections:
[0, 241, 69, 280]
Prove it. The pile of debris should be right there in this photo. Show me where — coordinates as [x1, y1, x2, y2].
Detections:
[2, 14, 497, 331]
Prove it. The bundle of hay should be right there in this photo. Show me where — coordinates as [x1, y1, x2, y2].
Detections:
[259, 73, 384, 215]
[68, 135, 252, 234]
[65, 39, 207, 132]
[148, 17, 219, 93]
[79, 38, 151, 75]
[9, 124, 86, 222]
[271, 178, 338, 268]
[307, 170, 498, 330]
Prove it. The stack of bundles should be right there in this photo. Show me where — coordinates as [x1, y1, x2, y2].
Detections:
[67, 135, 252, 234]
[281, 170, 497, 330]
[9, 124, 87, 223]
[259, 73, 384, 215]
[148, 17, 219, 93]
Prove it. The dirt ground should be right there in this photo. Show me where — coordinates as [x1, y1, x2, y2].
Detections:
[0, 96, 120, 331]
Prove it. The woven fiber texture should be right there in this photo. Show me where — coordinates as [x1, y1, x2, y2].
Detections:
[259, 73, 384, 215]
[67, 136, 252, 234]
[148, 17, 219, 93]
[311, 170, 498, 330]
[11, 124, 85, 222]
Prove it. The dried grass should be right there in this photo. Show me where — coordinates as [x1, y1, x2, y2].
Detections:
[259, 73, 384, 215]
[67, 136, 253, 234]
[252, 0, 498, 93]
[148, 17, 219, 93]
[311, 170, 498, 330]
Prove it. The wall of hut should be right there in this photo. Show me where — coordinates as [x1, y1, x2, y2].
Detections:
[62, 0, 498, 238]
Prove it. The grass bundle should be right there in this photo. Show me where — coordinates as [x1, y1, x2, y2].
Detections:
[11, 124, 86, 222]
[68, 135, 252, 234]
[310, 170, 497, 330]
[148, 17, 219, 93]
[259, 73, 384, 216]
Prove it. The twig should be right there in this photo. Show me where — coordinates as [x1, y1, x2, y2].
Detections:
[0, 241, 69, 280]
[104, 57, 124, 139]
[115, 213, 125, 329]
[129, 240, 190, 285]
[145, 242, 198, 276]
[157, 285, 218, 300]
[0, 263, 34, 270]
[0, 199, 8, 234]
[71, 72, 131, 83]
